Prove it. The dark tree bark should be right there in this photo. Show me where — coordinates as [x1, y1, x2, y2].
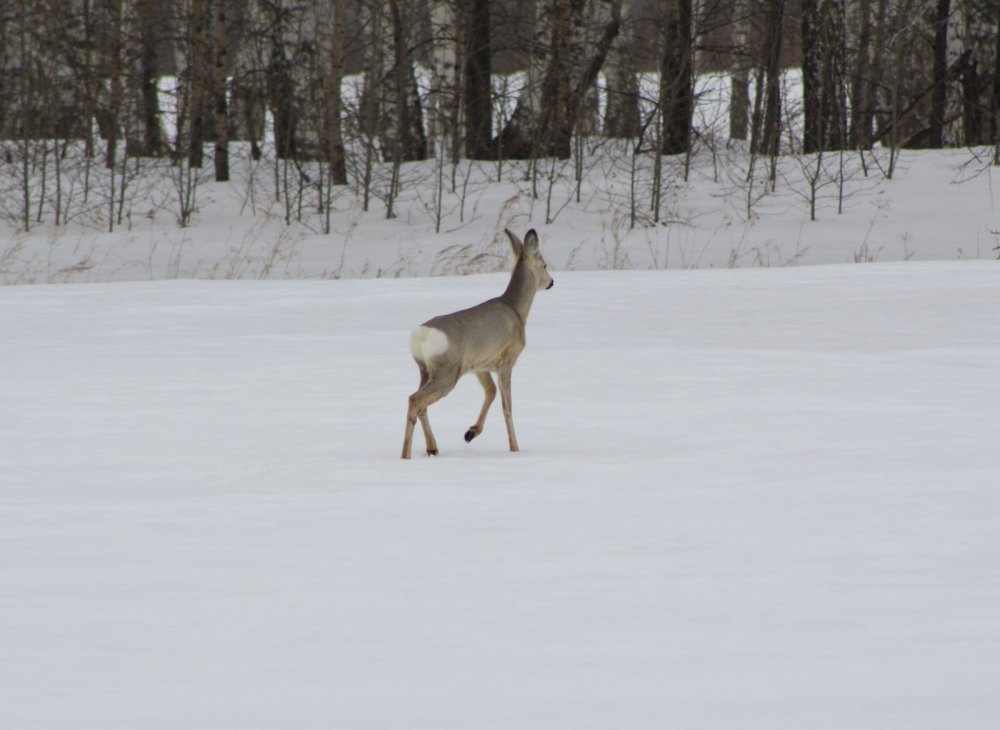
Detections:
[105, 0, 124, 168]
[802, 0, 848, 152]
[802, 0, 821, 150]
[326, 0, 348, 184]
[930, 0, 952, 148]
[604, 1, 640, 139]
[360, 0, 427, 162]
[849, 0, 880, 148]
[387, 0, 427, 162]
[131, 0, 165, 157]
[264, 1, 296, 160]
[751, 0, 784, 157]
[729, 0, 751, 141]
[496, 0, 622, 160]
[464, 0, 493, 158]
[659, 0, 694, 155]
[994, 15, 1000, 157]
[188, 0, 209, 166]
[229, 2, 265, 159]
[949, 2, 998, 146]
[211, 0, 229, 181]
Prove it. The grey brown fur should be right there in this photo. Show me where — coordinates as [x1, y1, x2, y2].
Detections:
[401, 229, 554, 458]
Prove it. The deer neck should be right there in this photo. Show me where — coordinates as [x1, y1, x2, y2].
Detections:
[499, 258, 537, 325]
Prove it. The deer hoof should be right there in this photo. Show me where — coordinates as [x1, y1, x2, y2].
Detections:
[427, 448, 439, 456]
[464, 427, 479, 443]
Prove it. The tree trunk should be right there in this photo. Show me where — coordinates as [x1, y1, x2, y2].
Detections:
[752, 0, 784, 157]
[211, 0, 229, 181]
[948, 1, 997, 146]
[930, 0, 952, 148]
[105, 0, 124, 168]
[729, 0, 751, 141]
[188, 0, 209, 166]
[129, 0, 165, 158]
[659, 0, 693, 155]
[326, 0, 348, 184]
[802, 0, 847, 152]
[430, 0, 461, 157]
[994, 15, 1000, 159]
[802, 0, 821, 150]
[494, 0, 553, 159]
[361, 0, 427, 162]
[229, 2, 265, 158]
[849, 0, 876, 148]
[265, 1, 296, 160]
[464, 0, 493, 158]
[604, 1, 640, 139]
[497, 0, 622, 160]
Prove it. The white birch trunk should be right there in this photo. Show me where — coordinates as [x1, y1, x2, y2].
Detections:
[429, 1, 460, 145]
[729, 0, 751, 140]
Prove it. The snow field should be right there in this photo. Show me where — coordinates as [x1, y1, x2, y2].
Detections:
[2, 262, 999, 728]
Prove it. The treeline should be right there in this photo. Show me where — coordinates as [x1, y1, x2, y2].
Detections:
[2, 1, 999, 203]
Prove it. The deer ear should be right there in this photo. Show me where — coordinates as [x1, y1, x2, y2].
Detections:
[523, 229, 540, 254]
[504, 228, 524, 258]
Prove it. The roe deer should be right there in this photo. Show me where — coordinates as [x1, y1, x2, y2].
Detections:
[401, 228, 554, 459]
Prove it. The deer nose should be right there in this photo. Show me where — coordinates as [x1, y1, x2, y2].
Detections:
[546, 279, 554, 290]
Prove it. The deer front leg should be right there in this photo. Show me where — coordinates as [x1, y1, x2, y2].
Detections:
[465, 372, 497, 443]
[498, 369, 518, 452]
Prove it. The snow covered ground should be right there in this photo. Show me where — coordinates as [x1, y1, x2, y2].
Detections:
[4, 143, 1000, 284]
[3, 261, 999, 728]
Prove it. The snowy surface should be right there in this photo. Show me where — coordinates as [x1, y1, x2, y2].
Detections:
[4, 143, 1000, 284]
[3, 262, 999, 728]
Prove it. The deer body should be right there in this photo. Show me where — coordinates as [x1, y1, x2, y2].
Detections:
[401, 229, 553, 459]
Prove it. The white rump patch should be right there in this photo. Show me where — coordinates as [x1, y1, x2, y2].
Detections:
[410, 326, 449, 362]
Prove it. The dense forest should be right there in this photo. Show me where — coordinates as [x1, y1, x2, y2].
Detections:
[2, 0, 1000, 232]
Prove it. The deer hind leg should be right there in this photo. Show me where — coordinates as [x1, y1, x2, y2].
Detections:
[465, 372, 497, 443]
[401, 366, 458, 459]
[498, 368, 519, 452]
[402, 366, 428, 459]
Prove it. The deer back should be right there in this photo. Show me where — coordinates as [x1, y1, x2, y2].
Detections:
[420, 297, 525, 373]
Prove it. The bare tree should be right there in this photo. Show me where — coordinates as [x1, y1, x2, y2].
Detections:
[604, 0, 641, 139]
[187, 0, 211, 168]
[847, 0, 878, 148]
[464, 0, 493, 158]
[325, 0, 348, 185]
[930, 0, 953, 148]
[729, 0, 751, 141]
[211, 0, 229, 181]
[802, 0, 848, 152]
[945, 0, 998, 146]
[496, 0, 623, 160]
[430, 0, 462, 161]
[127, 0, 167, 158]
[360, 0, 427, 165]
[105, 0, 125, 169]
[230, 2, 267, 160]
[751, 0, 785, 159]
[261, 0, 298, 160]
[659, 0, 694, 155]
